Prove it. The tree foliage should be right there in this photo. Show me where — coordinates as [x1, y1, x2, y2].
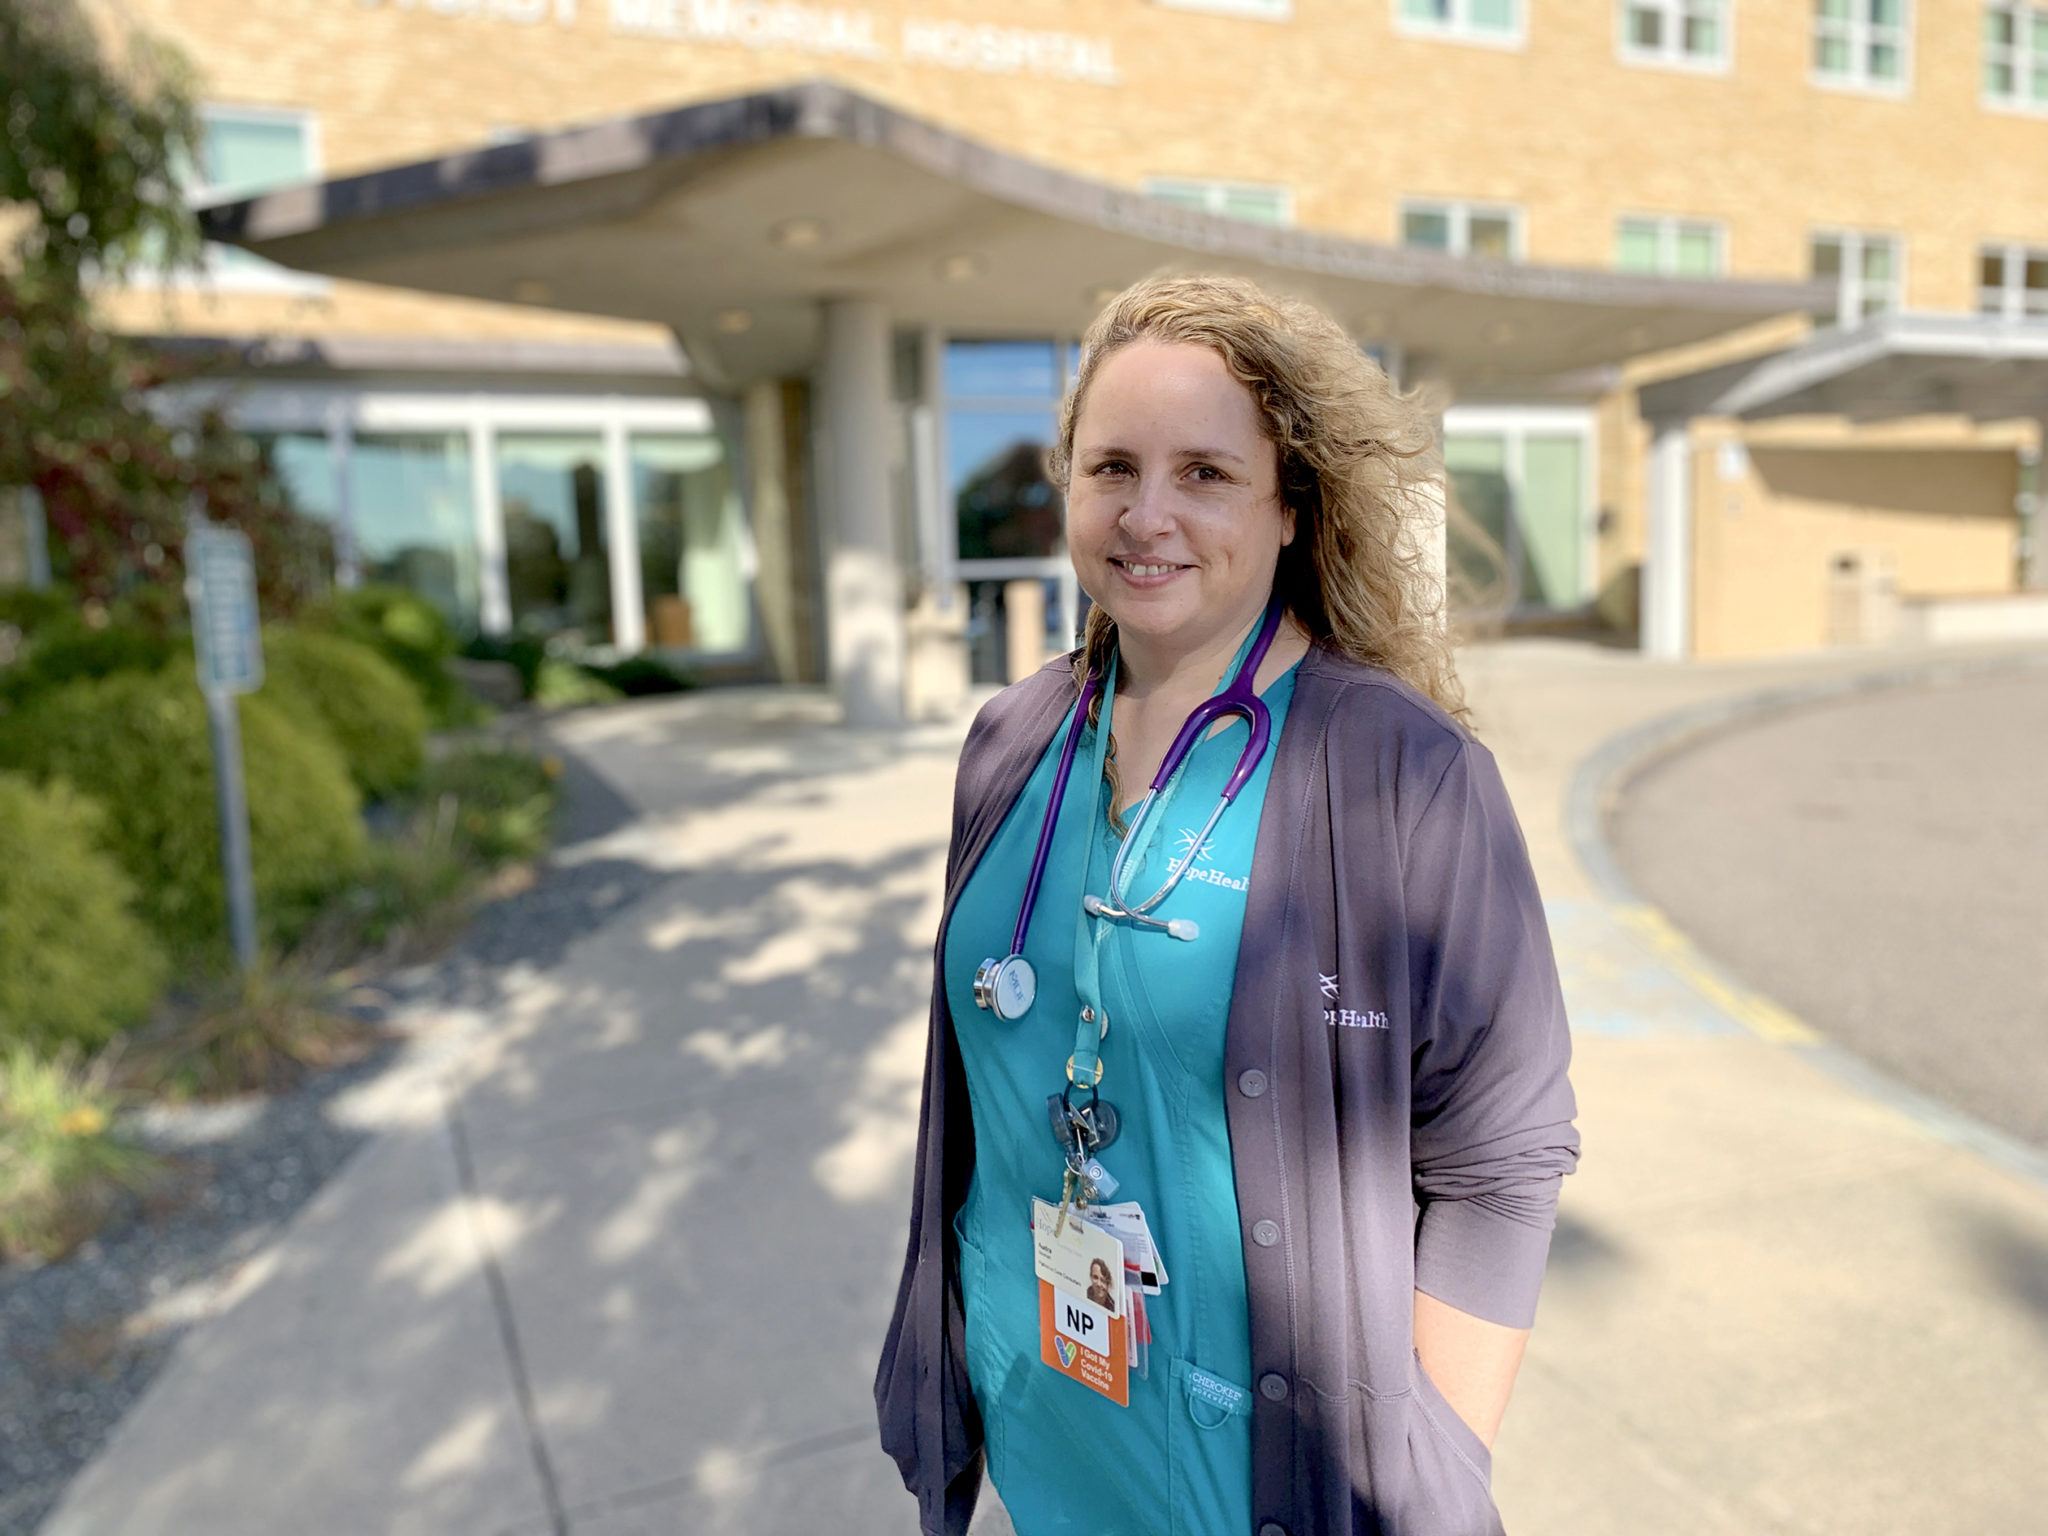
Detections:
[0, 0, 319, 610]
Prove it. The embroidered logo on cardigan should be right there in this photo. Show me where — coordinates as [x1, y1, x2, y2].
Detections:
[1325, 1007, 1391, 1030]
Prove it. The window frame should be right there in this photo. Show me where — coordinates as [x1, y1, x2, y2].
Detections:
[178, 103, 328, 295]
[1977, 240, 2048, 319]
[1810, 228, 1907, 326]
[1809, 0, 1913, 98]
[1616, 0, 1732, 72]
[1142, 176, 1295, 227]
[1981, 1, 2048, 115]
[1613, 213, 1728, 276]
[1399, 197, 1527, 262]
[1392, 0, 1526, 51]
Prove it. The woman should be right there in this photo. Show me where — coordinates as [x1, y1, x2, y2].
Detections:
[877, 274, 1579, 1536]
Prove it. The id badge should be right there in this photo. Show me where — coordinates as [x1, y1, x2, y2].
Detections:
[1029, 1197, 1130, 1406]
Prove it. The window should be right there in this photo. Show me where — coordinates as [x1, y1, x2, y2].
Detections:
[1443, 409, 1595, 614]
[635, 435, 752, 654]
[1143, 178, 1293, 227]
[350, 432, 481, 631]
[1621, 0, 1727, 66]
[1615, 216, 1724, 275]
[1978, 243, 2048, 318]
[1400, 200, 1523, 261]
[498, 434, 613, 645]
[1984, 3, 2048, 107]
[1810, 231, 1903, 324]
[1154, 0, 1291, 16]
[1812, 0, 1909, 90]
[1395, 0, 1522, 46]
[945, 341, 1068, 565]
[189, 105, 323, 289]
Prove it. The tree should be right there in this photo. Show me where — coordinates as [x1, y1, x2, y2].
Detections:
[0, 0, 319, 611]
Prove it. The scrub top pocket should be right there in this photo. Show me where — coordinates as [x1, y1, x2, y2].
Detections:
[1167, 1357, 1253, 1533]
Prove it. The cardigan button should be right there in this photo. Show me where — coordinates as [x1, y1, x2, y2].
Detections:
[1237, 1068, 1268, 1098]
[1259, 1372, 1289, 1402]
[1251, 1219, 1280, 1248]
[1259, 1525, 1288, 1536]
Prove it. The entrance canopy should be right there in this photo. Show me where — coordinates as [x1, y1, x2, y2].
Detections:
[202, 80, 1821, 393]
[1642, 311, 2048, 422]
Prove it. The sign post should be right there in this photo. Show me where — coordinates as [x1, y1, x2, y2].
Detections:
[185, 520, 264, 971]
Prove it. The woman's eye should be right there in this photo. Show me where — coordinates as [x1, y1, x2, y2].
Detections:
[1189, 464, 1225, 482]
[1090, 460, 1132, 478]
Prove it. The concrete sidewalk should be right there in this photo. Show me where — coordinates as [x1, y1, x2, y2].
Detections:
[41, 646, 2048, 1535]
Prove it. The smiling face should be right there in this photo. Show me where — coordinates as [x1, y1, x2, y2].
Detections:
[1066, 340, 1294, 661]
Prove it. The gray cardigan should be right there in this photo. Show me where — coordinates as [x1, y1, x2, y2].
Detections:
[875, 643, 1580, 1536]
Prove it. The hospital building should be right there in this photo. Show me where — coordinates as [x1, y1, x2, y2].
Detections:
[86, 0, 2048, 721]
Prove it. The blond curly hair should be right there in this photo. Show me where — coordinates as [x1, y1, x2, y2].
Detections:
[1049, 273, 1464, 721]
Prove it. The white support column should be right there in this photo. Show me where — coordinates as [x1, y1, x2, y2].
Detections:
[470, 414, 511, 635]
[819, 297, 905, 727]
[1643, 421, 1694, 659]
[327, 400, 358, 589]
[603, 417, 645, 653]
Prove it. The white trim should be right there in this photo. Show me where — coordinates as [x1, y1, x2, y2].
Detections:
[1643, 423, 1693, 659]
[1807, 0, 1913, 98]
[602, 419, 646, 652]
[1616, 0, 1732, 73]
[468, 416, 509, 636]
[1399, 197, 1527, 262]
[1392, 0, 1526, 49]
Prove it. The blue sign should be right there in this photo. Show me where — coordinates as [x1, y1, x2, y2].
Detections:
[186, 524, 263, 695]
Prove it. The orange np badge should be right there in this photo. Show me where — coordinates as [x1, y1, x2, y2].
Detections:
[1038, 1280, 1129, 1405]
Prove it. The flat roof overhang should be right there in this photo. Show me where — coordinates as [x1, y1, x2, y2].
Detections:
[201, 80, 1825, 392]
[1641, 312, 2048, 423]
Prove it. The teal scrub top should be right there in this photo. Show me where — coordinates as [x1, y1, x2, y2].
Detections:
[945, 638, 1299, 1536]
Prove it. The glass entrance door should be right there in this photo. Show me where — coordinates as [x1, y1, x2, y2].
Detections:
[1443, 415, 1591, 614]
[498, 433, 612, 646]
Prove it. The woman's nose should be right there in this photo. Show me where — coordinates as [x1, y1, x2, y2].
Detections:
[1118, 477, 1174, 538]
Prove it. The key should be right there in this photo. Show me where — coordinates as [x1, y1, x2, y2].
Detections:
[1055, 1164, 1077, 1238]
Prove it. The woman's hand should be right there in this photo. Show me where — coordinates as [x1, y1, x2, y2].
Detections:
[1413, 1288, 1531, 1448]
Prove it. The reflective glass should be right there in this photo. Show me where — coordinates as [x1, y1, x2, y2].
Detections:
[251, 431, 338, 583]
[1685, 15, 1720, 55]
[498, 433, 612, 644]
[1615, 221, 1662, 272]
[2033, 7, 2048, 47]
[1986, 7, 2015, 45]
[1520, 435, 1584, 610]
[950, 408, 1061, 562]
[1860, 239, 1895, 281]
[1675, 226, 1720, 275]
[1987, 59, 2017, 94]
[1627, 5, 1662, 48]
[634, 434, 752, 655]
[2026, 253, 2048, 295]
[1468, 215, 1515, 260]
[1869, 41, 1900, 78]
[1981, 250, 2009, 290]
[1444, 434, 1511, 611]
[351, 432, 479, 630]
[1816, 35, 1849, 71]
[1810, 237, 1843, 278]
[1401, 0, 1449, 19]
[1220, 187, 1289, 226]
[1470, 0, 1516, 31]
[1403, 209, 1452, 249]
[1817, 0, 1851, 18]
[945, 341, 1061, 400]
[1868, 0, 1899, 25]
[201, 113, 311, 197]
[2032, 61, 2048, 98]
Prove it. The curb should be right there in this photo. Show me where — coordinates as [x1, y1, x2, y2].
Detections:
[1564, 643, 2048, 1195]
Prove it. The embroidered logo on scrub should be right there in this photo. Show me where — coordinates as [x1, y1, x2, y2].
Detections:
[1172, 827, 1248, 892]
[1317, 970, 1389, 1028]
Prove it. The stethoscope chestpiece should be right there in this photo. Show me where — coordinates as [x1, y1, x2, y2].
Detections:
[973, 953, 1037, 1020]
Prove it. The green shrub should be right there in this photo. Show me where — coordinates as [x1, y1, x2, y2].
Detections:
[0, 616, 176, 708]
[461, 631, 547, 698]
[0, 587, 76, 640]
[0, 665, 366, 958]
[583, 653, 695, 697]
[259, 628, 427, 799]
[0, 775, 168, 1053]
[302, 585, 475, 726]
[0, 1044, 158, 1263]
[418, 745, 560, 865]
[531, 657, 621, 709]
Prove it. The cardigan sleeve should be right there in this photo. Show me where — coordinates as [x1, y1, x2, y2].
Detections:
[1402, 736, 1579, 1330]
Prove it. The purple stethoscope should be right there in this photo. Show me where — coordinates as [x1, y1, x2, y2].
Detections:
[972, 596, 1285, 1023]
